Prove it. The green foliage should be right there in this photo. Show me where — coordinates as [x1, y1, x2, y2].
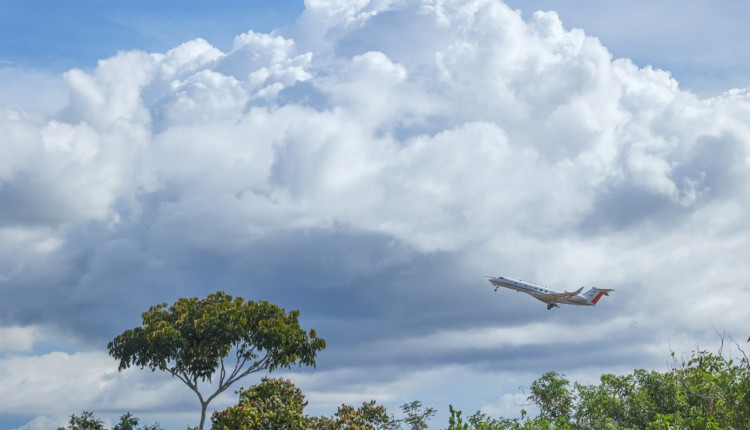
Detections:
[466, 410, 526, 430]
[211, 377, 308, 430]
[308, 400, 399, 430]
[481, 338, 750, 430]
[528, 371, 574, 425]
[443, 407, 566, 430]
[108, 292, 326, 379]
[574, 369, 684, 429]
[445, 405, 470, 430]
[58, 412, 105, 430]
[400, 401, 436, 430]
[107, 291, 325, 430]
[58, 412, 161, 430]
[433, 338, 750, 430]
[112, 413, 139, 430]
[669, 341, 750, 429]
[213, 378, 439, 430]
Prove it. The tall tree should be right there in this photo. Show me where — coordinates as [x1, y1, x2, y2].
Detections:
[107, 291, 325, 430]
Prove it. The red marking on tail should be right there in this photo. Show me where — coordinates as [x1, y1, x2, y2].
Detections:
[591, 291, 607, 304]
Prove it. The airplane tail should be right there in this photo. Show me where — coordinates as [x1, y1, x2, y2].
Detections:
[583, 287, 614, 305]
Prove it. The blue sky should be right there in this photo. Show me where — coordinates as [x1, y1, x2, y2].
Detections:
[0, 1, 303, 71]
[1, 1, 750, 429]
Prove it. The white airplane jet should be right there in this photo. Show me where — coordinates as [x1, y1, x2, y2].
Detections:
[488, 276, 614, 310]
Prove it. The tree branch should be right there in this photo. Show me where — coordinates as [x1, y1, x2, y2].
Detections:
[205, 352, 272, 406]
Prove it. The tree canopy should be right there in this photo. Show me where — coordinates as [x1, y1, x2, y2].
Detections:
[57, 412, 161, 430]
[212, 377, 309, 430]
[446, 336, 750, 429]
[107, 291, 326, 430]
[212, 378, 437, 430]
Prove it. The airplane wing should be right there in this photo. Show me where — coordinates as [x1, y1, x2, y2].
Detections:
[532, 287, 584, 303]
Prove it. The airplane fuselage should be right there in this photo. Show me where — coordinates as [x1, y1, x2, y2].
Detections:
[488, 276, 612, 309]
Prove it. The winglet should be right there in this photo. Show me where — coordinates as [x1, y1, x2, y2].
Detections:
[564, 286, 584, 295]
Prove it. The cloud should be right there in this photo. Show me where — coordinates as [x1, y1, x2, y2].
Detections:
[0, 346, 211, 430]
[0, 351, 109, 414]
[504, 0, 750, 96]
[0, 326, 42, 353]
[2, 0, 750, 428]
[4, 0, 749, 251]
[0, 68, 68, 115]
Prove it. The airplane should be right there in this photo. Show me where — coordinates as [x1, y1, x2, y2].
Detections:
[488, 275, 614, 310]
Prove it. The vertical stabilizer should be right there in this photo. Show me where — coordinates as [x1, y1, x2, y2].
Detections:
[583, 287, 614, 305]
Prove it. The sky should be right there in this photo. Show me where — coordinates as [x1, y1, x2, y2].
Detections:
[1, 0, 749, 429]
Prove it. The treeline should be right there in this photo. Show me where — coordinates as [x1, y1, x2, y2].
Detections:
[58, 293, 750, 429]
[61, 336, 750, 430]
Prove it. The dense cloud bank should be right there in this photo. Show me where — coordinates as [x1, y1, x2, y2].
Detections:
[2, 0, 750, 428]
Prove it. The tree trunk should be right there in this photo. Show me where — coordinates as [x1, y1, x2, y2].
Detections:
[199, 400, 208, 430]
